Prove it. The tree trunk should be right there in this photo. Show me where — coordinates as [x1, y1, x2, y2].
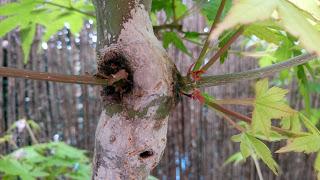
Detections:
[92, 0, 177, 179]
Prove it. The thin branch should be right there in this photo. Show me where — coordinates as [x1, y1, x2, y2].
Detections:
[200, 27, 243, 71]
[174, 2, 203, 23]
[252, 155, 264, 180]
[153, 23, 183, 33]
[216, 111, 245, 132]
[0, 67, 128, 86]
[206, 101, 307, 137]
[207, 101, 252, 123]
[214, 98, 254, 106]
[41, 1, 95, 18]
[193, 0, 227, 71]
[172, 0, 177, 22]
[25, 120, 39, 144]
[196, 53, 318, 87]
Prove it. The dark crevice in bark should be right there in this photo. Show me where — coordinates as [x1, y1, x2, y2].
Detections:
[99, 51, 133, 103]
[139, 150, 154, 159]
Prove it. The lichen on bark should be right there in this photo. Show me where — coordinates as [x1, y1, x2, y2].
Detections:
[92, 0, 177, 179]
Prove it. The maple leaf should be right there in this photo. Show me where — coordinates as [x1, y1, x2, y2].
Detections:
[209, 0, 320, 56]
[237, 133, 279, 174]
[252, 79, 295, 136]
[276, 134, 320, 153]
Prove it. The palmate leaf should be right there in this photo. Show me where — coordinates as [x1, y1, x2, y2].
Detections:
[151, 0, 187, 19]
[209, 0, 320, 56]
[223, 152, 245, 166]
[276, 134, 320, 153]
[300, 113, 320, 136]
[289, 0, 320, 20]
[244, 22, 285, 45]
[277, 114, 320, 153]
[197, 0, 233, 21]
[239, 133, 279, 174]
[163, 31, 191, 56]
[20, 24, 36, 63]
[218, 29, 238, 64]
[252, 79, 295, 136]
[0, 0, 91, 63]
[0, 157, 34, 180]
[281, 114, 301, 133]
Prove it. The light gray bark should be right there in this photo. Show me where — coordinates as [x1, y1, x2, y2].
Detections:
[92, 0, 177, 179]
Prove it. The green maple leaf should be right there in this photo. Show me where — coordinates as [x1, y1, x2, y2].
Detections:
[252, 79, 295, 136]
[281, 113, 301, 133]
[277, 113, 320, 153]
[209, 0, 320, 56]
[276, 134, 320, 153]
[238, 133, 279, 174]
[289, 0, 320, 20]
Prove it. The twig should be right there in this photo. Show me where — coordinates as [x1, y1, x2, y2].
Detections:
[206, 101, 307, 138]
[200, 27, 243, 71]
[216, 111, 245, 132]
[207, 101, 252, 123]
[25, 121, 39, 144]
[193, 0, 227, 71]
[214, 98, 254, 106]
[153, 23, 183, 33]
[252, 155, 264, 180]
[41, 1, 95, 18]
[196, 53, 317, 87]
[172, 0, 177, 22]
[0, 67, 128, 86]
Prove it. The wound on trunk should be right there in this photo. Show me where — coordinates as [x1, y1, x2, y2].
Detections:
[99, 51, 133, 102]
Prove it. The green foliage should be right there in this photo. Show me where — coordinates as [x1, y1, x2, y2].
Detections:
[151, 0, 187, 20]
[1, 0, 320, 178]
[252, 79, 295, 136]
[244, 21, 284, 45]
[0, 120, 91, 180]
[205, 79, 320, 175]
[223, 152, 245, 166]
[163, 31, 190, 56]
[218, 29, 238, 63]
[195, 0, 232, 22]
[148, 175, 159, 180]
[277, 134, 320, 153]
[233, 133, 279, 174]
[0, 0, 93, 63]
[209, 0, 320, 56]
[0, 142, 91, 180]
[281, 114, 301, 133]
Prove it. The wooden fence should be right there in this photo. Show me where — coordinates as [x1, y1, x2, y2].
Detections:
[0, 0, 319, 179]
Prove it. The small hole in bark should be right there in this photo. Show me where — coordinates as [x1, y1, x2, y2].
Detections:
[99, 51, 133, 102]
[139, 150, 154, 159]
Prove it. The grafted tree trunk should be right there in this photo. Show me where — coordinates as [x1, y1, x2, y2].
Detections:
[92, 0, 177, 179]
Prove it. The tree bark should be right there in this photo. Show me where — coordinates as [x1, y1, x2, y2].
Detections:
[92, 0, 177, 179]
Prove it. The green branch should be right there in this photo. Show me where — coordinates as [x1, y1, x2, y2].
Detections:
[195, 53, 317, 87]
[206, 101, 308, 138]
[200, 27, 243, 71]
[193, 0, 227, 71]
